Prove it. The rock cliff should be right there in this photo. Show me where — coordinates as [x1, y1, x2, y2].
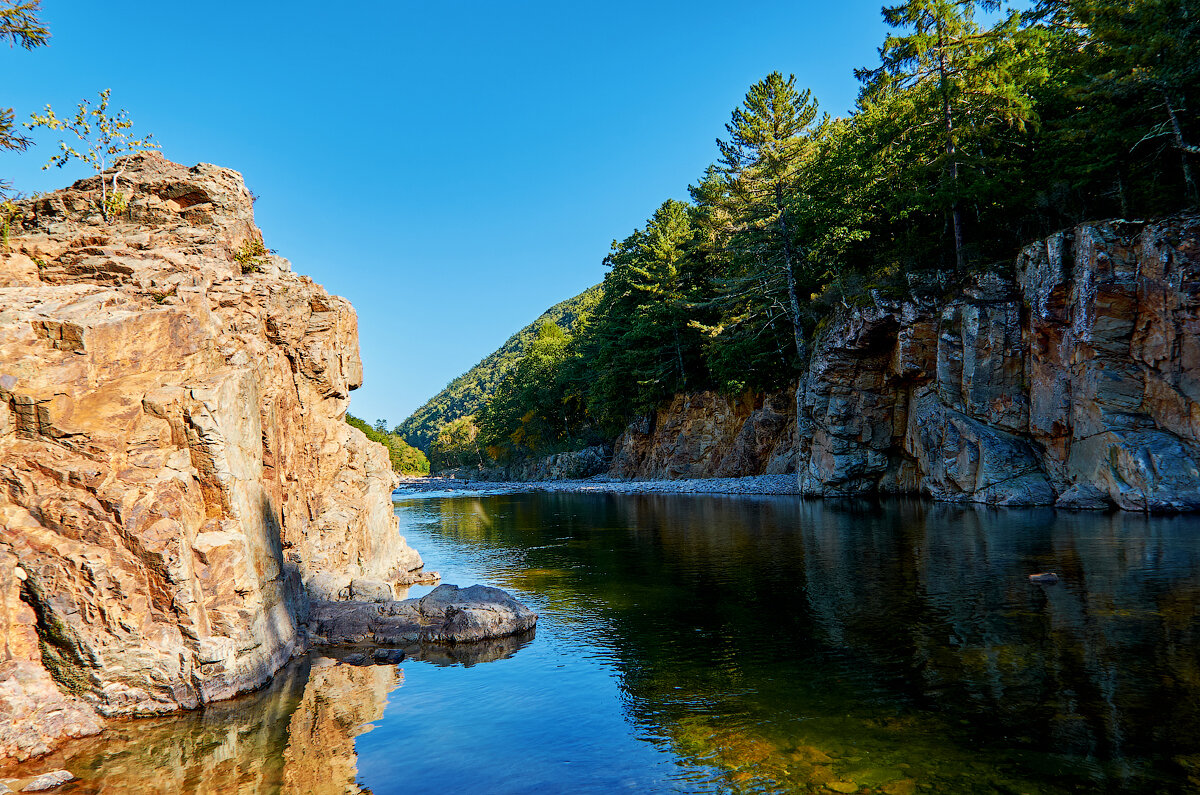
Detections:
[0, 154, 426, 762]
[603, 216, 1200, 511]
[610, 390, 796, 480]
[798, 215, 1200, 510]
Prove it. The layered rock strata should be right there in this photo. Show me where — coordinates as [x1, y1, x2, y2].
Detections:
[0, 154, 428, 761]
[797, 216, 1200, 510]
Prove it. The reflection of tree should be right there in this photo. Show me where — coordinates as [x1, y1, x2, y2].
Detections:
[419, 492, 1200, 792]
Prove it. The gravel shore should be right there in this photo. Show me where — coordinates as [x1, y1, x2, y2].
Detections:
[394, 473, 800, 497]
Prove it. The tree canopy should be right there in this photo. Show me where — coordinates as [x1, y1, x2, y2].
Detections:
[402, 0, 1198, 473]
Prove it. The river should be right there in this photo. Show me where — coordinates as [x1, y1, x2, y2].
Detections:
[32, 492, 1200, 793]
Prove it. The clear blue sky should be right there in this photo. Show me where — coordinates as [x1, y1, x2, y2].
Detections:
[4, 1, 893, 427]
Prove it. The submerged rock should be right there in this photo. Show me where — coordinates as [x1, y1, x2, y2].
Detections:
[307, 584, 538, 646]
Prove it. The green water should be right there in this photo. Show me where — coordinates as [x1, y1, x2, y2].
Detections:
[28, 493, 1200, 793]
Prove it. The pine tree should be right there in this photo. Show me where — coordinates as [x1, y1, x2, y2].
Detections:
[858, 0, 1045, 269]
[0, 0, 49, 196]
[710, 72, 826, 367]
[580, 200, 710, 426]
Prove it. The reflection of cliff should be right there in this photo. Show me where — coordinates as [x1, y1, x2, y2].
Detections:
[282, 657, 399, 795]
[796, 502, 1200, 772]
[22, 655, 399, 794]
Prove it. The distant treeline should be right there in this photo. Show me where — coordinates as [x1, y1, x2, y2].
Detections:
[346, 414, 430, 476]
[433, 0, 1200, 469]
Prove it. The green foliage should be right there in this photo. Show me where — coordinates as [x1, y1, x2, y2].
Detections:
[856, 0, 1050, 269]
[0, 0, 45, 47]
[0, 0, 48, 197]
[346, 413, 430, 475]
[476, 321, 592, 461]
[578, 199, 712, 428]
[103, 190, 128, 221]
[25, 89, 160, 222]
[699, 72, 829, 385]
[234, 238, 270, 274]
[403, 0, 1198, 468]
[0, 198, 20, 250]
[396, 286, 602, 451]
[428, 416, 485, 471]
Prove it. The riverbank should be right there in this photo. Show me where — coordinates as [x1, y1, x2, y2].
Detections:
[394, 474, 800, 496]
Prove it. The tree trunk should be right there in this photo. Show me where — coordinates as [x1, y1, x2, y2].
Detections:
[938, 25, 966, 271]
[775, 183, 808, 364]
[672, 329, 686, 386]
[99, 168, 108, 223]
[1163, 90, 1200, 206]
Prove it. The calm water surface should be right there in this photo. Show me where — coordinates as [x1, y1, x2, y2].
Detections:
[33, 494, 1200, 793]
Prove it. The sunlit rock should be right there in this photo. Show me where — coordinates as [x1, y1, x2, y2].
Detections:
[0, 153, 429, 760]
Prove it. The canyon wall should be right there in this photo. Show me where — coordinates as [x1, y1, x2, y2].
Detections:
[610, 390, 796, 480]
[0, 154, 424, 762]
[798, 215, 1200, 510]
[607, 216, 1200, 511]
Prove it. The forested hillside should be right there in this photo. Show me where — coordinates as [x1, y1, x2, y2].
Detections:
[467, 0, 1199, 469]
[346, 414, 430, 475]
[397, 285, 602, 451]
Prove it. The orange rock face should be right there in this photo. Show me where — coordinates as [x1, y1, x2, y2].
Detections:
[0, 154, 424, 762]
[610, 389, 796, 479]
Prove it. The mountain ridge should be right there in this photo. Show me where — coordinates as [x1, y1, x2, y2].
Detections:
[397, 285, 602, 451]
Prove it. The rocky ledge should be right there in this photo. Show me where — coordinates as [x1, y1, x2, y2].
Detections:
[308, 584, 538, 646]
[0, 154, 536, 766]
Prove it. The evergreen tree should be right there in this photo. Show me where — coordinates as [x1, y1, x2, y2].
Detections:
[581, 199, 710, 426]
[1051, 0, 1199, 206]
[0, 0, 48, 196]
[858, 0, 1046, 269]
[708, 72, 826, 372]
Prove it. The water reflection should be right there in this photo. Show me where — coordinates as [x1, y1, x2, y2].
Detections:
[25, 655, 397, 795]
[17, 495, 1200, 794]
[417, 494, 1200, 793]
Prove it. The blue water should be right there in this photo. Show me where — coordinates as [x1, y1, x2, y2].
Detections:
[37, 492, 1200, 793]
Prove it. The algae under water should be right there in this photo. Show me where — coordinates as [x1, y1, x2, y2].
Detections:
[28, 493, 1200, 793]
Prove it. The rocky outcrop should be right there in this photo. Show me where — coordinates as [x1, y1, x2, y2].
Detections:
[0, 154, 429, 761]
[798, 215, 1200, 510]
[611, 390, 796, 479]
[308, 584, 538, 646]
